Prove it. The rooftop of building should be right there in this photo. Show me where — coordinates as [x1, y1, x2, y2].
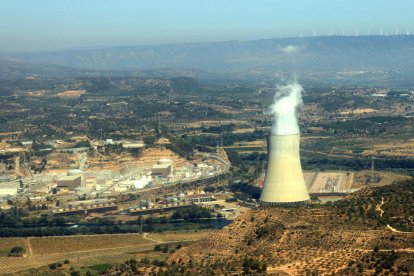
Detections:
[152, 163, 172, 169]
[58, 175, 81, 181]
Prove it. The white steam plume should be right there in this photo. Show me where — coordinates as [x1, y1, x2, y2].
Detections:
[269, 81, 303, 135]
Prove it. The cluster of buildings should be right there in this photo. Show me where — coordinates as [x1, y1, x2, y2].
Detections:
[0, 153, 225, 205]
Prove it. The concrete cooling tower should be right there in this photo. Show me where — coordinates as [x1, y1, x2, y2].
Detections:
[259, 133, 310, 206]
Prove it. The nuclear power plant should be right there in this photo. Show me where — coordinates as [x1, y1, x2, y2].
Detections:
[260, 133, 310, 205]
[260, 82, 310, 206]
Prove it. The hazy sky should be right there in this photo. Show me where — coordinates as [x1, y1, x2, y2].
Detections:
[0, 0, 413, 52]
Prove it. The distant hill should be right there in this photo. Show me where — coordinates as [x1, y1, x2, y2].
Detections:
[1, 35, 414, 87]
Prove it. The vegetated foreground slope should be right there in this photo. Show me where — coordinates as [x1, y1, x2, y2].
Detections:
[165, 180, 414, 275]
[0, 231, 214, 275]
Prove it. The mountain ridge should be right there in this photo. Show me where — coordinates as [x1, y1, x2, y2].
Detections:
[1, 35, 414, 87]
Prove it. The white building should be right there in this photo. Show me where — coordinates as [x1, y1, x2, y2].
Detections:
[0, 180, 20, 198]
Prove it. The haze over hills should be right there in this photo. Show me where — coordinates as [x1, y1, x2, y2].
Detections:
[1, 35, 414, 87]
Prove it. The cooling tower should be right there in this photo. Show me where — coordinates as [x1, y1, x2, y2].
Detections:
[260, 134, 310, 205]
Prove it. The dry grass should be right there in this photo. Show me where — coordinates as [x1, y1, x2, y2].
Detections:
[339, 108, 376, 115]
[43, 151, 78, 170]
[134, 250, 170, 261]
[56, 90, 86, 97]
[232, 128, 256, 134]
[146, 230, 215, 242]
[0, 141, 26, 153]
[353, 170, 411, 188]
[230, 140, 266, 147]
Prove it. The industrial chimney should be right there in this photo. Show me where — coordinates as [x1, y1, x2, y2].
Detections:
[259, 82, 310, 206]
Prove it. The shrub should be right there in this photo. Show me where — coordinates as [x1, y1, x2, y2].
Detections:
[9, 247, 25, 257]
[129, 259, 138, 265]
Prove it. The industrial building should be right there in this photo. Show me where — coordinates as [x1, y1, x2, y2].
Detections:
[52, 203, 118, 216]
[129, 203, 192, 216]
[122, 141, 145, 149]
[185, 193, 216, 203]
[67, 169, 84, 185]
[151, 158, 172, 177]
[57, 175, 81, 191]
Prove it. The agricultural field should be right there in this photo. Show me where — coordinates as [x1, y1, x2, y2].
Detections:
[145, 230, 215, 243]
[29, 234, 153, 255]
[0, 238, 26, 257]
[0, 230, 212, 275]
[365, 139, 414, 158]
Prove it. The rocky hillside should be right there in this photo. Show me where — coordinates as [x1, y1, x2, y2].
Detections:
[166, 182, 414, 275]
[101, 181, 414, 275]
